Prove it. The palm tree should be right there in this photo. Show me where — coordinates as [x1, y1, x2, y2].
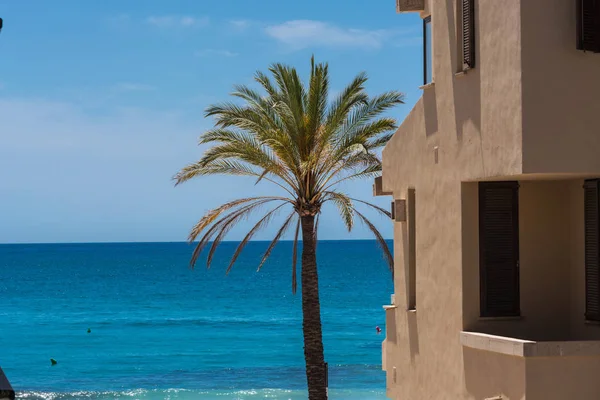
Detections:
[174, 57, 403, 400]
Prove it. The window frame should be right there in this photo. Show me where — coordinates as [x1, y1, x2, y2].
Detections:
[423, 16, 433, 85]
[407, 188, 416, 311]
[461, 0, 476, 70]
[584, 179, 600, 322]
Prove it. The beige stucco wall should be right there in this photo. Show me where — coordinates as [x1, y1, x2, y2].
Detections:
[463, 348, 526, 400]
[526, 356, 600, 399]
[521, 0, 600, 174]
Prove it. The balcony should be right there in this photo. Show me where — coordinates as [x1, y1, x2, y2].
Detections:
[396, 0, 425, 13]
[461, 331, 600, 399]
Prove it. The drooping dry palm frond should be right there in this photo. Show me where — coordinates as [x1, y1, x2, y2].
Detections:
[355, 209, 394, 274]
[226, 202, 288, 274]
[257, 211, 297, 272]
[326, 192, 354, 232]
[188, 198, 285, 268]
[176, 56, 403, 286]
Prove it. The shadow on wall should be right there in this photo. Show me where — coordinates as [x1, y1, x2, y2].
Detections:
[424, 86, 438, 137]
[463, 347, 525, 400]
[401, 222, 420, 361]
[407, 310, 419, 361]
[402, 223, 410, 307]
[446, 0, 482, 143]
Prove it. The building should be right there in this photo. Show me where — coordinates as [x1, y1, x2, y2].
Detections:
[378, 0, 600, 399]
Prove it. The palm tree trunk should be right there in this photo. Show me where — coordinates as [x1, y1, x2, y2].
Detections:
[300, 214, 327, 400]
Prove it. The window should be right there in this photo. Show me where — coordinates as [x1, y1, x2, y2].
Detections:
[577, 0, 600, 53]
[584, 180, 600, 321]
[423, 16, 432, 84]
[461, 0, 475, 69]
[407, 189, 416, 310]
[479, 182, 520, 317]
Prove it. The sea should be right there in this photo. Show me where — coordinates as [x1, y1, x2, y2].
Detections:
[0, 241, 393, 399]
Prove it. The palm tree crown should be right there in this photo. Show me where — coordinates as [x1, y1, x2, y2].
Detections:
[175, 57, 403, 286]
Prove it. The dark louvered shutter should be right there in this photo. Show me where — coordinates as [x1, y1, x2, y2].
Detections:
[584, 180, 600, 321]
[577, 0, 600, 53]
[479, 182, 520, 317]
[462, 0, 475, 68]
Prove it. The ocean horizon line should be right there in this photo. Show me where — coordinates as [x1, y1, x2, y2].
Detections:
[0, 238, 392, 246]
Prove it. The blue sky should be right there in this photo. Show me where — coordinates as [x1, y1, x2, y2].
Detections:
[0, 0, 422, 243]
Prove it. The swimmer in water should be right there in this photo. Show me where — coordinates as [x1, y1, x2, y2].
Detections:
[376, 326, 382, 334]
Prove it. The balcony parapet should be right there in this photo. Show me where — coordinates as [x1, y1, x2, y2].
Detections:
[461, 331, 600, 358]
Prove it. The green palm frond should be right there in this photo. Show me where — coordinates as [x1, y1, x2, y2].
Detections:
[305, 56, 329, 148]
[340, 91, 405, 139]
[340, 118, 399, 150]
[230, 85, 267, 107]
[323, 72, 368, 137]
[366, 132, 395, 149]
[176, 159, 258, 181]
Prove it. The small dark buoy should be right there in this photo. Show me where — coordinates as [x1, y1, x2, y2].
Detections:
[87, 328, 91, 334]
[50, 358, 57, 366]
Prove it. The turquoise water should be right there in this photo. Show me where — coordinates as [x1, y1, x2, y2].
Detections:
[0, 241, 392, 399]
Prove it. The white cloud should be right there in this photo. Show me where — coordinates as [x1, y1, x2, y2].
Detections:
[146, 15, 209, 29]
[265, 20, 418, 50]
[194, 49, 238, 58]
[229, 19, 251, 31]
[112, 82, 156, 92]
[265, 20, 383, 49]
